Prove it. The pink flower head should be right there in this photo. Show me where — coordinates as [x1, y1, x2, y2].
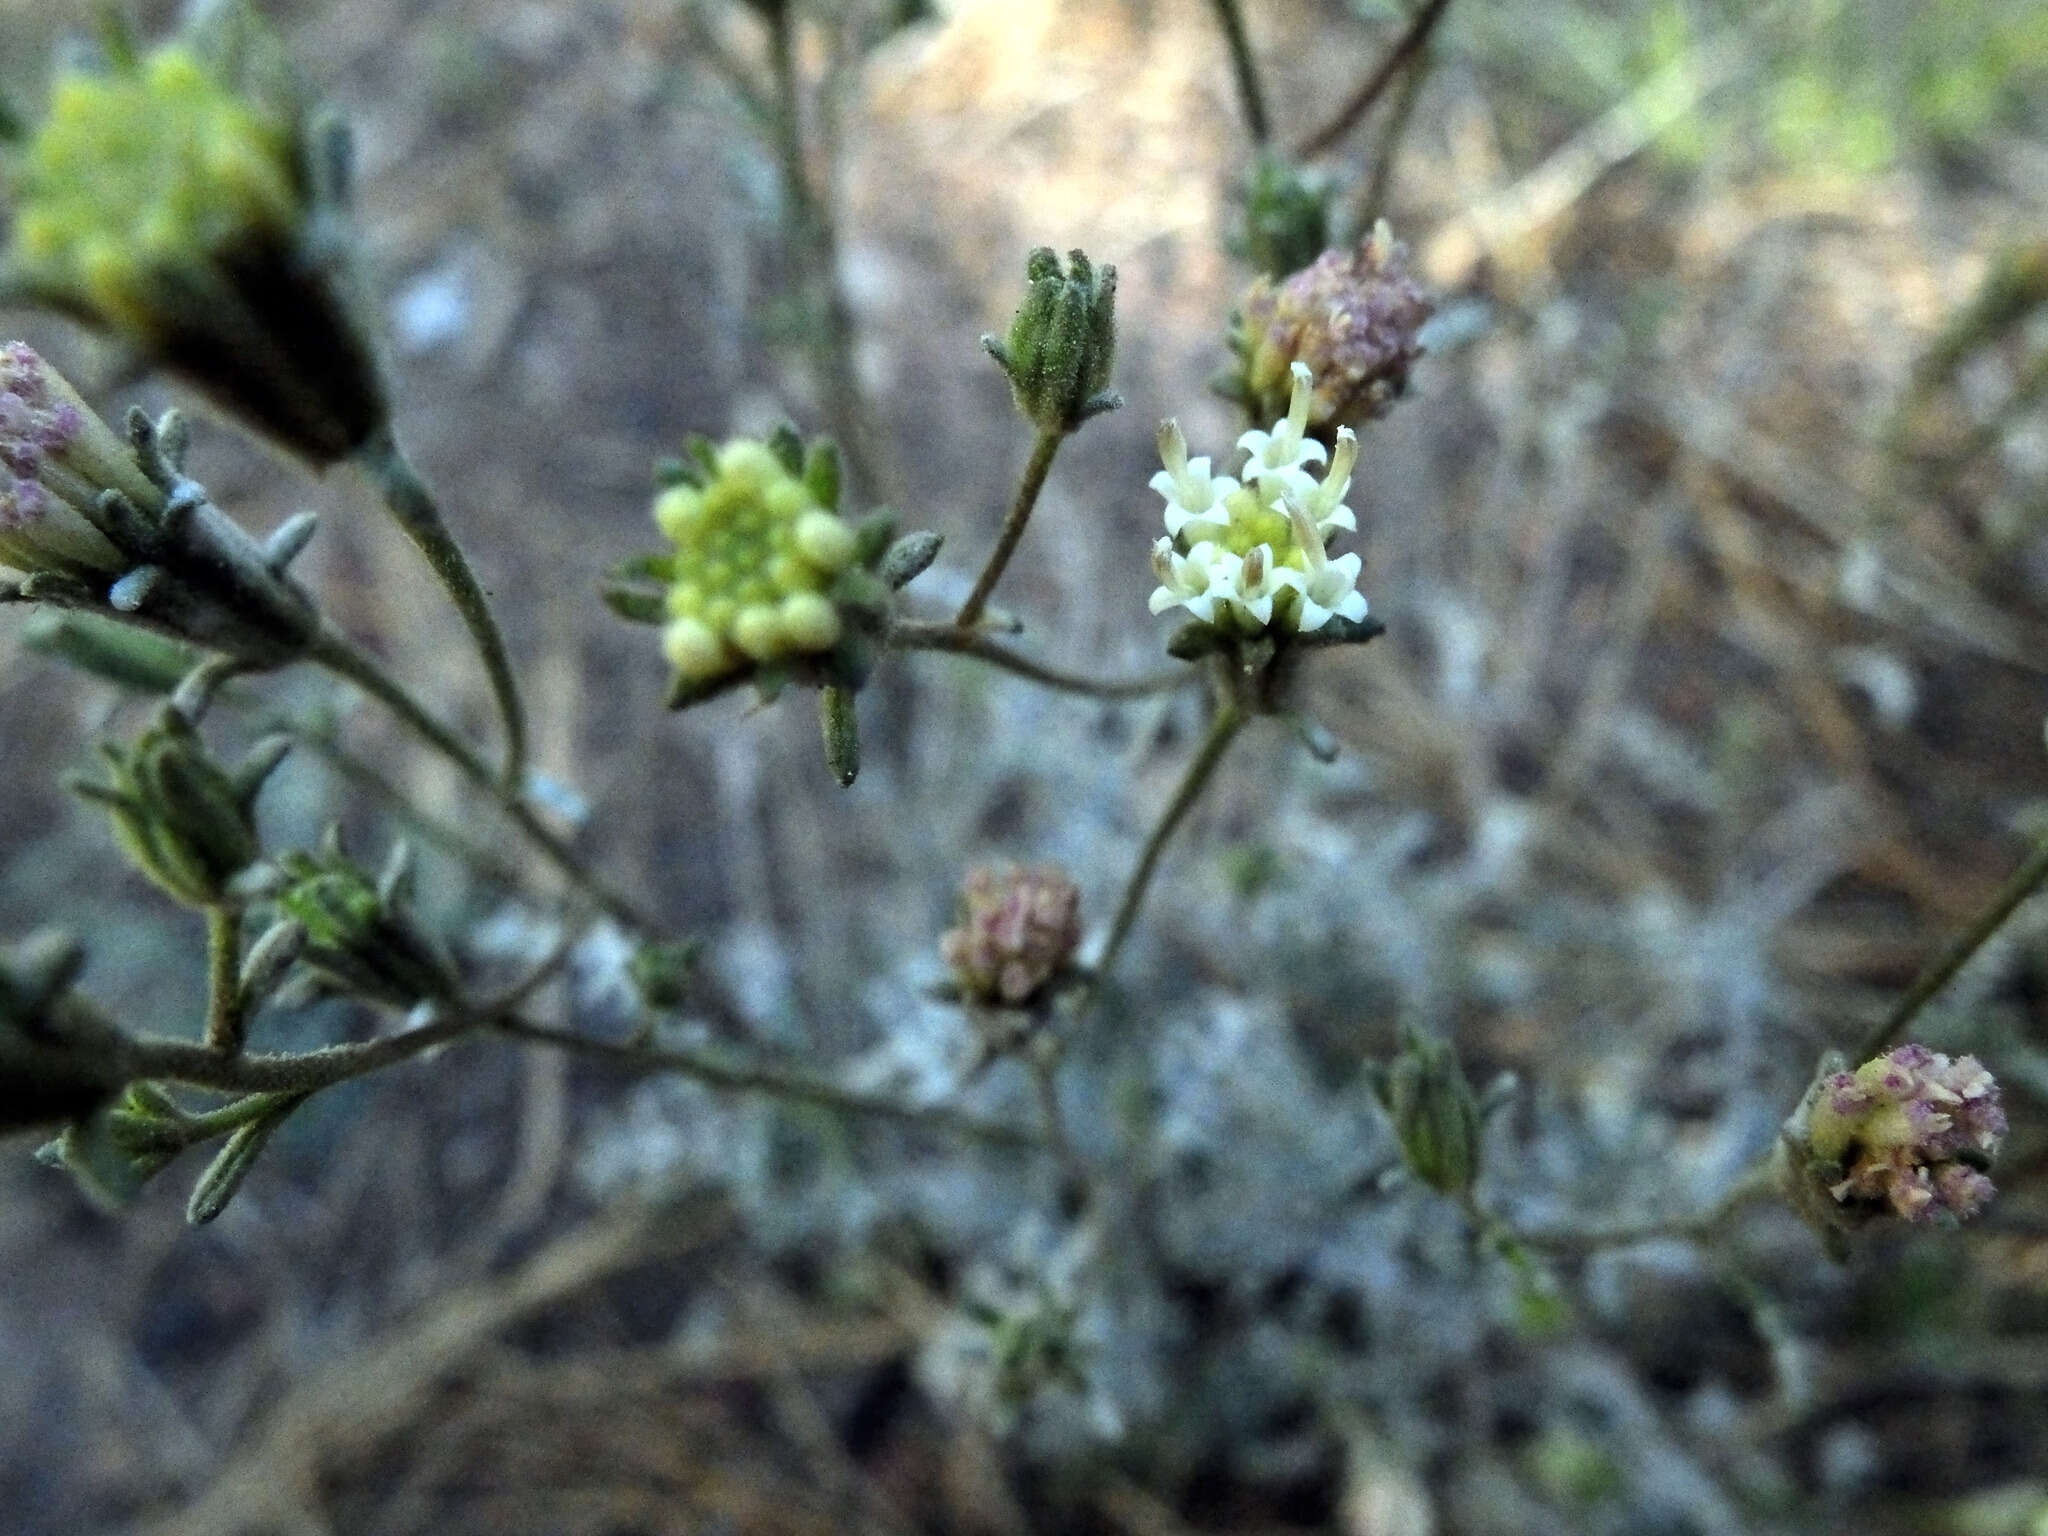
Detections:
[1235, 221, 1435, 442]
[940, 864, 1083, 1007]
[1806, 1044, 2005, 1224]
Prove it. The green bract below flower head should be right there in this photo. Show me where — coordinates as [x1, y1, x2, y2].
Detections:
[1, 5, 388, 466]
[656, 439, 857, 685]
[1148, 361, 1370, 640]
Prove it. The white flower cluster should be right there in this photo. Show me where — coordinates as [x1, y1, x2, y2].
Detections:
[1147, 361, 1368, 635]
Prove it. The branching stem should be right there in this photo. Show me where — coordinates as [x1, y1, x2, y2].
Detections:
[889, 621, 1193, 700]
[306, 621, 657, 934]
[120, 1004, 1035, 1148]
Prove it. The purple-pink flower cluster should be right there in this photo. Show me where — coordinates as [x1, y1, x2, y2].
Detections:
[1236, 222, 1435, 441]
[1806, 1044, 2006, 1223]
[940, 865, 1083, 1007]
[0, 344, 83, 530]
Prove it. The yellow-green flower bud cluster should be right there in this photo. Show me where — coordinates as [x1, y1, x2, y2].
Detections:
[2, 6, 389, 467]
[9, 48, 300, 344]
[655, 441, 857, 685]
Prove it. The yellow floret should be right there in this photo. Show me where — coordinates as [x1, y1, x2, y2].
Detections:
[778, 591, 841, 651]
[662, 617, 728, 681]
[793, 510, 856, 573]
[651, 434, 855, 684]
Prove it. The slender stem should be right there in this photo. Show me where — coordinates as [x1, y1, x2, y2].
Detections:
[889, 621, 1195, 700]
[490, 1016, 1040, 1149]
[1501, 1158, 1779, 1253]
[124, 1008, 1039, 1147]
[1352, 29, 1432, 231]
[1296, 0, 1455, 159]
[955, 430, 1063, 629]
[1855, 822, 2048, 1060]
[127, 1009, 477, 1096]
[1205, 0, 1270, 145]
[203, 907, 245, 1055]
[1094, 696, 1247, 988]
[306, 621, 658, 934]
[762, 0, 889, 500]
[280, 717, 530, 896]
[355, 425, 528, 791]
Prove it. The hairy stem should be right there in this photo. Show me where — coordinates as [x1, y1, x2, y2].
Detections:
[1856, 821, 2048, 1060]
[490, 1016, 1039, 1148]
[1205, 0, 1270, 145]
[1094, 695, 1247, 988]
[1498, 1159, 1780, 1253]
[889, 621, 1195, 700]
[1351, 25, 1432, 231]
[1296, 0, 1455, 158]
[763, 0, 890, 500]
[355, 426, 528, 791]
[203, 906, 245, 1055]
[122, 1005, 1035, 1147]
[955, 430, 1063, 630]
[307, 621, 658, 934]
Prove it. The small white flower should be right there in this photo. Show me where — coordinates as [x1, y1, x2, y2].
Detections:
[1148, 536, 1238, 624]
[1236, 360, 1327, 501]
[1149, 419, 1238, 540]
[1296, 426, 1358, 536]
[1284, 501, 1367, 632]
[1218, 541, 1298, 629]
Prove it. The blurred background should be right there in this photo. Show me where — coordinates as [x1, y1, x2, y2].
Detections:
[2, 0, 2048, 1531]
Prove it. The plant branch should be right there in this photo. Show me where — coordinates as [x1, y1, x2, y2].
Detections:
[1093, 693, 1247, 988]
[203, 906, 245, 1055]
[1296, 0, 1454, 159]
[888, 621, 1195, 700]
[489, 1015, 1040, 1148]
[955, 429, 1063, 629]
[1206, 0, 1270, 145]
[1497, 1159, 1780, 1253]
[355, 426, 528, 791]
[762, 0, 891, 501]
[123, 1005, 1037, 1148]
[1855, 820, 2048, 1060]
[306, 620, 658, 935]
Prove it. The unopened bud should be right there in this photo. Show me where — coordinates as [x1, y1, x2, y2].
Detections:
[275, 843, 458, 1008]
[73, 711, 284, 909]
[1371, 1026, 1483, 1199]
[982, 248, 1121, 435]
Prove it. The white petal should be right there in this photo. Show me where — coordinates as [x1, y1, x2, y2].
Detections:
[1148, 585, 1181, 615]
[1296, 598, 1333, 632]
[1319, 506, 1357, 534]
[1334, 591, 1369, 622]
